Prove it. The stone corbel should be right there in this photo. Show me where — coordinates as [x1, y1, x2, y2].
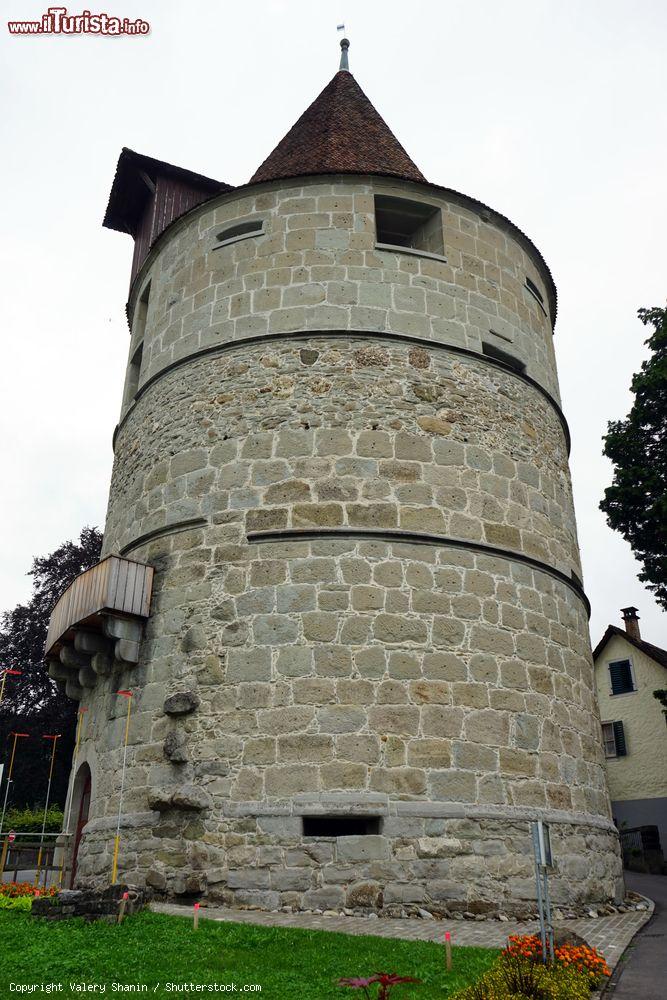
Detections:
[102, 616, 143, 665]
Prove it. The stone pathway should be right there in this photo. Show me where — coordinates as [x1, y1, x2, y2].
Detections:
[152, 899, 652, 973]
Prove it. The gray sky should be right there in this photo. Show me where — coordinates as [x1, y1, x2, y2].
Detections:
[1, 0, 665, 646]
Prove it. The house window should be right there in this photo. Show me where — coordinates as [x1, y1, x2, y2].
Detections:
[525, 276, 547, 316]
[609, 659, 635, 695]
[374, 195, 445, 257]
[602, 720, 627, 758]
[215, 219, 264, 247]
[302, 815, 381, 837]
[481, 340, 526, 374]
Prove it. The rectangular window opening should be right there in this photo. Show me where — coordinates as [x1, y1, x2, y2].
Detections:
[374, 194, 444, 256]
[609, 659, 635, 696]
[602, 720, 628, 757]
[123, 282, 149, 407]
[125, 342, 144, 403]
[302, 815, 381, 837]
[216, 219, 264, 247]
[481, 339, 526, 374]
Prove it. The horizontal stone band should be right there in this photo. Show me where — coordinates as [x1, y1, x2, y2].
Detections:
[119, 517, 207, 557]
[112, 330, 571, 453]
[247, 527, 591, 617]
[81, 803, 616, 835]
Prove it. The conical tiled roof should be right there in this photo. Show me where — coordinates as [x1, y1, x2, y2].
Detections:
[249, 70, 426, 185]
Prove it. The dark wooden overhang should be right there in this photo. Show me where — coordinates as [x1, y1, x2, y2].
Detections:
[103, 148, 233, 284]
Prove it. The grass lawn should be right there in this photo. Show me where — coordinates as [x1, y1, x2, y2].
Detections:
[0, 910, 497, 998]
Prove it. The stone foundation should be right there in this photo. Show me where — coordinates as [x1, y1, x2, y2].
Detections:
[75, 805, 622, 918]
[31, 884, 146, 922]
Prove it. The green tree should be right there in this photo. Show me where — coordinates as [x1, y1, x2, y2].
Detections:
[0, 527, 103, 812]
[654, 689, 667, 721]
[600, 306, 667, 608]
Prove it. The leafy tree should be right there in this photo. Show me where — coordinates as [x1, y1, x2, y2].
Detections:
[600, 306, 667, 609]
[654, 689, 667, 721]
[0, 527, 102, 814]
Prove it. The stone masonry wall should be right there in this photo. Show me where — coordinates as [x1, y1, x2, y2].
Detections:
[105, 339, 580, 578]
[67, 176, 622, 911]
[121, 177, 559, 409]
[73, 530, 620, 909]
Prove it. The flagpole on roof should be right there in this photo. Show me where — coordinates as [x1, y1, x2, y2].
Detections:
[337, 23, 350, 71]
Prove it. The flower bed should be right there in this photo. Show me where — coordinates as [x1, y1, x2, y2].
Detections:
[452, 933, 610, 999]
[0, 882, 58, 912]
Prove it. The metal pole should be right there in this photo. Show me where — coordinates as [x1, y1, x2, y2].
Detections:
[531, 823, 547, 963]
[35, 734, 60, 887]
[111, 691, 132, 884]
[59, 709, 87, 887]
[542, 866, 555, 963]
[0, 733, 29, 835]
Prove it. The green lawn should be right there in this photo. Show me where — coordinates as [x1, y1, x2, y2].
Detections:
[0, 910, 497, 998]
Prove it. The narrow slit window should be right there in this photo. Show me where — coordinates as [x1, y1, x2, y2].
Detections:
[216, 219, 264, 247]
[302, 815, 381, 837]
[481, 340, 526, 374]
[124, 281, 150, 407]
[525, 276, 547, 315]
[374, 195, 444, 256]
[134, 281, 150, 342]
[125, 342, 143, 403]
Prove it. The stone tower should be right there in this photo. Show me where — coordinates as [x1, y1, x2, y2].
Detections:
[48, 41, 622, 913]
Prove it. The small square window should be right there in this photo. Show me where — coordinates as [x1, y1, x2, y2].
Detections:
[609, 659, 635, 695]
[374, 195, 444, 256]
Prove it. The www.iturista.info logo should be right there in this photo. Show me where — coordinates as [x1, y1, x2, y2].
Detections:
[7, 6, 150, 35]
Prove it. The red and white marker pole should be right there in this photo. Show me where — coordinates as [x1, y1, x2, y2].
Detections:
[445, 931, 452, 970]
[0, 732, 30, 838]
[35, 734, 61, 887]
[118, 890, 130, 924]
[60, 708, 88, 886]
[111, 691, 133, 884]
[0, 669, 21, 705]
[194, 902, 200, 930]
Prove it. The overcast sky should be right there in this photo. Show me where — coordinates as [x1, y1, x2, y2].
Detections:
[1, 0, 665, 646]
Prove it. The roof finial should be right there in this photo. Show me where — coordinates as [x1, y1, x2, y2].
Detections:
[337, 25, 350, 72]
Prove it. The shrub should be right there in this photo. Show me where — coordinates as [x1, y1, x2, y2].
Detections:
[3, 805, 64, 833]
[0, 895, 33, 912]
[452, 959, 592, 1000]
[451, 935, 611, 1000]
[504, 934, 610, 988]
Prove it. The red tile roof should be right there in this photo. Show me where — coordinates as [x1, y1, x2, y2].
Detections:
[250, 70, 426, 185]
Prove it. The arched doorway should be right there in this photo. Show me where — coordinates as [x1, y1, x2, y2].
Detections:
[69, 763, 91, 888]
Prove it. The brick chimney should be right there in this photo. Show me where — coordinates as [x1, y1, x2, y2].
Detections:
[621, 606, 641, 640]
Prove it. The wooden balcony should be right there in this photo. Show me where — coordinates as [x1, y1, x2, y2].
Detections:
[45, 556, 154, 700]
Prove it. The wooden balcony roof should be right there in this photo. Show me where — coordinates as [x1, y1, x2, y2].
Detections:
[45, 555, 154, 660]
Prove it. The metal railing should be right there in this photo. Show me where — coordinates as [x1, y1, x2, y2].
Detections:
[0, 832, 71, 888]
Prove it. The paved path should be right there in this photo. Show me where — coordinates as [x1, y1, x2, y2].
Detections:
[152, 899, 651, 972]
[608, 872, 666, 1000]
